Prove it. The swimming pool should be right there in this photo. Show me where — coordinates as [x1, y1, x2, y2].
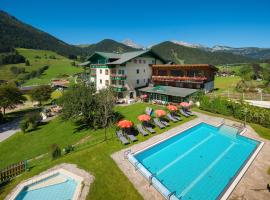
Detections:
[15, 172, 78, 200]
[128, 123, 260, 200]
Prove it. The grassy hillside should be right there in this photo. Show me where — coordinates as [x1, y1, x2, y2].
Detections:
[0, 10, 82, 55]
[0, 48, 83, 85]
[152, 41, 257, 65]
[82, 39, 137, 55]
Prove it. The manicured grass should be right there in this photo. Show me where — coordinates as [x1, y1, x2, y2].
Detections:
[193, 107, 270, 140]
[0, 103, 196, 199]
[0, 118, 89, 168]
[214, 76, 241, 93]
[0, 48, 83, 85]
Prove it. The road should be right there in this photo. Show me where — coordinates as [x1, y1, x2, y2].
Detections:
[0, 118, 21, 142]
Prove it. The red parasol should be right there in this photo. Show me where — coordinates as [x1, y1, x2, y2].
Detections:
[138, 114, 151, 122]
[117, 120, 133, 128]
[167, 105, 178, 111]
[155, 110, 166, 117]
[180, 102, 190, 107]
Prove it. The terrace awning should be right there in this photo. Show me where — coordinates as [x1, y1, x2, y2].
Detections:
[139, 86, 197, 98]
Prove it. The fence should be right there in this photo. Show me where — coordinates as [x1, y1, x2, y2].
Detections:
[0, 161, 27, 183]
[208, 92, 270, 101]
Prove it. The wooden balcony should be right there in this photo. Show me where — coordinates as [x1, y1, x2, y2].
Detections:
[110, 74, 127, 80]
[112, 86, 127, 92]
[152, 76, 207, 83]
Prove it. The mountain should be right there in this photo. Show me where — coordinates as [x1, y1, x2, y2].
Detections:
[0, 10, 82, 56]
[210, 45, 270, 60]
[82, 39, 137, 55]
[171, 40, 209, 50]
[151, 41, 257, 65]
[122, 39, 144, 49]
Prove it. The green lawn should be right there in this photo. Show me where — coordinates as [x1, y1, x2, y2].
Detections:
[0, 103, 196, 199]
[0, 48, 83, 85]
[214, 76, 241, 93]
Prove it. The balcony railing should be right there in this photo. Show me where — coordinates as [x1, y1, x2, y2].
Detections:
[110, 74, 127, 80]
[152, 76, 207, 83]
[111, 85, 127, 92]
[90, 74, 96, 77]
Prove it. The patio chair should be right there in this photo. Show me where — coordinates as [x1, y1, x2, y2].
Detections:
[136, 124, 149, 136]
[185, 109, 195, 116]
[144, 124, 156, 134]
[126, 129, 138, 142]
[116, 130, 130, 145]
[160, 118, 170, 126]
[172, 113, 182, 121]
[153, 118, 165, 129]
[167, 113, 178, 122]
[180, 109, 190, 117]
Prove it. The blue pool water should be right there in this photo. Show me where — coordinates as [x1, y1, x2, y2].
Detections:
[15, 173, 78, 200]
[135, 123, 259, 200]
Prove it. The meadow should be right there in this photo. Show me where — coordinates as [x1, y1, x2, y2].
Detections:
[0, 48, 83, 85]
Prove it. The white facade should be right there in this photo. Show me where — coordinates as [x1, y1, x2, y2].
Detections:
[92, 56, 163, 101]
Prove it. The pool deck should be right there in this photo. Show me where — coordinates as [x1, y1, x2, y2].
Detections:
[5, 163, 94, 200]
[111, 112, 270, 200]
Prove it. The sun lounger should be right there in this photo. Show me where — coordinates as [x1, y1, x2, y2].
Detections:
[144, 125, 156, 133]
[180, 109, 190, 117]
[160, 118, 170, 126]
[136, 124, 149, 136]
[173, 113, 182, 121]
[116, 130, 130, 145]
[154, 118, 165, 129]
[185, 110, 195, 116]
[127, 134, 138, 142]
[167, 113, 178, 122]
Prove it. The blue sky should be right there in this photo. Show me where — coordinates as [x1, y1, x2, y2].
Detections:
[1, 0, 270, 47]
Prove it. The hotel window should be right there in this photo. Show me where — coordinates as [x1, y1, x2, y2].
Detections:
[100, 69, 102, 74]
[111, 69, 116, 74]
[144, 79, 145, 82]
[119, 80, 125, 86]
[144, 69, 146, 73]
[136, 69, 139, 74]
[143, 60, 146, 64]
[158, 70, 167, 76]
[134, 59, 137, 63]
[137, 79, 140, 84]
[100, 79, 102, 84]
[112, 80, 116, 85]
[105, 80, 109, 86]
[171, 70, 184, 77]
[105, 69, 109, 75]
[152, 60, 155, 64]
[188, 70, 197, 77]
[118, 69, 122, 74]
[139, 59, 141, 64]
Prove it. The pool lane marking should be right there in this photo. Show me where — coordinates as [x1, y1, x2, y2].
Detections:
[178, 142, 235, 198]
[156, 133, 215, 176]
[143, 128, 206, 162]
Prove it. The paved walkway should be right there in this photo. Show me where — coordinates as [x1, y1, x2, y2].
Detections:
[111, 112, 270, 200]
[0, 118, 21, 142]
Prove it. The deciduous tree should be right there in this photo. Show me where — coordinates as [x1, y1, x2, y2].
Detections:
[0, 83, 26, 116]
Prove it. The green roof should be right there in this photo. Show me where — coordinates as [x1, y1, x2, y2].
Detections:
[139, 86, 198, 97]
[94, 52, 122, 59]
[86, 50, 166, 65]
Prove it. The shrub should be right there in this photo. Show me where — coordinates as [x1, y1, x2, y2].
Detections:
[63, 145, 74, 154]
[25, 60, 30, 66]
[20, 119, 28, 133]
[51, 144, 62, 159]
[199, 96, 270, 128]
[20, 112, 42, 133]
